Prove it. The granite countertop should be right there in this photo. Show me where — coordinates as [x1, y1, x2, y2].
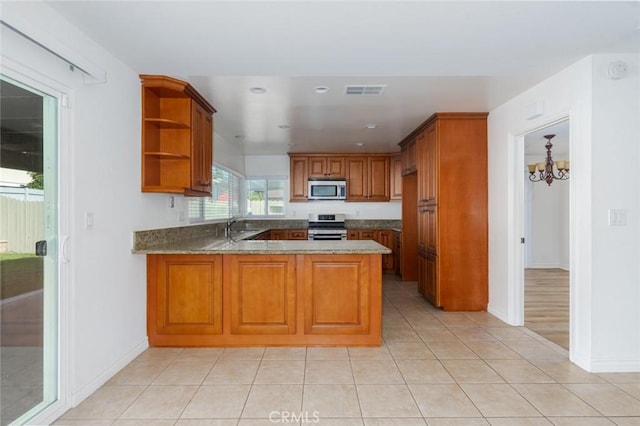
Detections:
[134, 237, 391, 255]
[132, 219, 400, 255]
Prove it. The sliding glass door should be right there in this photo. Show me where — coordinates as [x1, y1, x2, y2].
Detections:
[0, 76, 58, 425]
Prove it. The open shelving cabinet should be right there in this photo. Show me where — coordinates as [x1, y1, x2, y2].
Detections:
[141, 75, 216, 196]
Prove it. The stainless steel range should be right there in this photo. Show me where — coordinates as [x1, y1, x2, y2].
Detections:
[307, 213, 347, 241]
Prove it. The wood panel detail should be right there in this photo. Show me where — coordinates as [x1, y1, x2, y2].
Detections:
[303, 255, 370, 335]
[148, 254, 222, 341]
[226, 255, 296, 335]
[147, 253, 382, 346]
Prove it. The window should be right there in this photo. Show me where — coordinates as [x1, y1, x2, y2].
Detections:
[189, 164, 243, 222]
[246, 177, 286, 217]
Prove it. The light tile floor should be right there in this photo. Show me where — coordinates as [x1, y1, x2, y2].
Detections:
[54, 274, 640, 426]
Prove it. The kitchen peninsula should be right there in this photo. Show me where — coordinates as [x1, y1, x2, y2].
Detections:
[134, 227, 390, 347]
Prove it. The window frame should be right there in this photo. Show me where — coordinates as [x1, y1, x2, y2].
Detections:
[245, 176, 287, 218]
[188, 163, 244, 223]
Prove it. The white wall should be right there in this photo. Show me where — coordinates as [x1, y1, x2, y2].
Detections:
[0, 2, 203, 418]
[215, 132, 245, 175]
[589, 54, 640, 371]
[524, 157, 570, 270]
[488, 53, 640, 372]
[245, 155, 402, 220]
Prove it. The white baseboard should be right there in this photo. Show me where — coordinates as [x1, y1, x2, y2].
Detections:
[487, 303, 510, 324]
[586, 359, 640, 373]
[526, 263, 564, 269]
[70, 338, 149, 407]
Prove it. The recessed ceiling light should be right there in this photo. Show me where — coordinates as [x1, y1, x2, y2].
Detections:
[249, 87, 266, 94]
[355, 143, 365, 147]
[314, 86, 329, 94]
[365, 124, 377, 129]
[278, 124, 291, 129]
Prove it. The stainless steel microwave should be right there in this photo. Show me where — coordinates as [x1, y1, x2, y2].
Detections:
[308, 179, 347, 200]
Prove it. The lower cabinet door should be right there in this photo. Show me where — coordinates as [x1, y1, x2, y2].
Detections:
[225, 254, 297, 334]
[303, 254, 372, 335]
[417, 251, 426, 297]
[424, 253, 439, 307]
[148, 254, 223, 339]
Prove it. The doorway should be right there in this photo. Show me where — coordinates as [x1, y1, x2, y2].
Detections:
[522, 119, 570, 350]
[0, 76, 59, 425]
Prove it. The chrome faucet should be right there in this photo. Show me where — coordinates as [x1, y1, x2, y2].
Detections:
[225, 216, 238, 237]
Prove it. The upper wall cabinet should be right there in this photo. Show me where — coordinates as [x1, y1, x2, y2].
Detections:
[399, 137, 417, 176]
[390, 154, 402, 200]
[346, 155, 390, 202]
[140, 75, 216, 196]
[308, 155, 345, 178]
[288, 153, 393, 202]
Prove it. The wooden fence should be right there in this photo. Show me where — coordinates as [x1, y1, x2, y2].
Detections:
[0, 195, 44, 254]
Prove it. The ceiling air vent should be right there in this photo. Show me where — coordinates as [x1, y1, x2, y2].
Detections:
[344, 85, 386, 95]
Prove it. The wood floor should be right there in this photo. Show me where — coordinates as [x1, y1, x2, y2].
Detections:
[524, 268, 569, 350]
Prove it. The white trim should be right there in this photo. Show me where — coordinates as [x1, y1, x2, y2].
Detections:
[508, 114, 574, 338]
[526, 263, 568, 269]
[487, 303, 509, 324]
[587, 360, 640, 373]
[0, 8, 106, 83]
[507, 132, 525, 326]
[1, 56, 75, 425]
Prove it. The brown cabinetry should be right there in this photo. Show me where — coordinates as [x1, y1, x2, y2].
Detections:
[417, 125, 438, 205]
[394, 231, 402, 276]
[375, 230, 395, 271]
[346, 155, 390, 202]
[289, 153, 392, 202]
[390, 154, 402, 200]
[399, 137, 417, 175]
[303, 255, 375, 335]
[290, 156, 308, 201]
[348, 229, 394, 271]
[146, 253, 382, 346]
[226, 254, 297, 335]
[270, 230, 287, 240]
[140, 75, 216, 196]
[287, 229, 308, 240]
[147, 254, 223, 346]
[308, 156, 345, 178]
[270, 229, 308, 240]
[413, 113, 488, 311]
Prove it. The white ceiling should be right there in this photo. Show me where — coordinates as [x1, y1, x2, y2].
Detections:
[48, 1, 639, 155]
[524, 119, 570, 158]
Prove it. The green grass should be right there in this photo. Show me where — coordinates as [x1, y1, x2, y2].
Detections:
[0, 253, 38, 261]
[0, 254, 43, 299]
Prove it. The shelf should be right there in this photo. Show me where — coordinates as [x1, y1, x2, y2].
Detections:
[142, 185, 188, 194]
[144, 152, 190, 159]
[144, 118, 190, 129]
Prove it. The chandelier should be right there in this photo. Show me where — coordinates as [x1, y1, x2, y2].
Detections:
[527, 134, 569, 186]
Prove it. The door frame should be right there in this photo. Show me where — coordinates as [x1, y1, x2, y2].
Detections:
[1, 55, 74, 424]
[508, 113, 575, 353]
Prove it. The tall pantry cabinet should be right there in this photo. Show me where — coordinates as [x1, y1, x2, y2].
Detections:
[414, 113, 488, 311]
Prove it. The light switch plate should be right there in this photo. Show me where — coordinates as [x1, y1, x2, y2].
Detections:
[608, 209, 627, 226]
[85, 212, 94, 230]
